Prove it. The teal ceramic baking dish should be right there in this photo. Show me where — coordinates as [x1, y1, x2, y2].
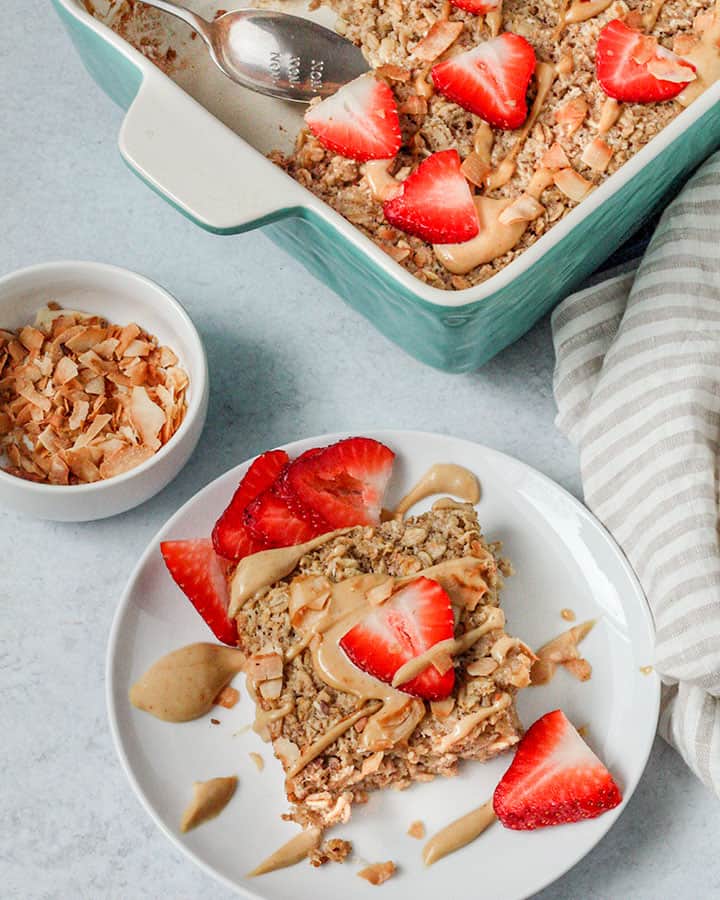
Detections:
[54, 0, 720, 372]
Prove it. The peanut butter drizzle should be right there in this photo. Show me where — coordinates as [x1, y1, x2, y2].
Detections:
[530, 619, 595, 685]
[362, 158, 401, 202]
[129, 643, 245, 722]
[422, 799, 496, 865]
[248, 826, 323, 876]
[180, 776, 237, 832]
[436, 693, 511, 752]
[597, 97, 622, 134]
[391, 607, 505, 686]
[678, 12, 720, 107]
[228, 529, 349, 617]
[254, 701, 295, 741]
[392, 463, 480, 520]
[473, 122, 494, 163]
[286, 701, 383, 780]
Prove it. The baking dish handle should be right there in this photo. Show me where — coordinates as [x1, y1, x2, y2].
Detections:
[118, 77, 308, 233]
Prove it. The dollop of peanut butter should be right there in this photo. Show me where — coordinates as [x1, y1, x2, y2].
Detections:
[129, 643, 244, 722]
[181, 776, 237, 832]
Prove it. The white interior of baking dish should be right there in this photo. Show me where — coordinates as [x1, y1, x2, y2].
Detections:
[65, 0, 720, 309]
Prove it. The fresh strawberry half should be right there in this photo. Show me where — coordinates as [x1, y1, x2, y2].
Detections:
[212, 449, 289, 561]
[305, 73, 402, 162]
[244, 478, 329, 547]
[340, 576, 455, 700]
[382, 150, 479, 244]
[286, 436, 395, 527]
[493, 710, 623, 830]
[160, 539, 237, 645]
[431, 33, 536, 130]
[450, 0, 501, 13]
[596, 20, 696, 103]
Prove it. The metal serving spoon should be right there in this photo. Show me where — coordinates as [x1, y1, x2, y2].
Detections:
[137, 1, 368, 101]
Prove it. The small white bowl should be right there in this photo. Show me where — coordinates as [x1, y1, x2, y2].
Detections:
[0, 261, 208, 521]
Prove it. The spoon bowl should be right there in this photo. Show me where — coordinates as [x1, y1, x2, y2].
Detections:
[139, 1, 368, 101]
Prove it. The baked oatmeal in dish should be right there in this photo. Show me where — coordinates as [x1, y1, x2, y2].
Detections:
[230, 503, 534, 829]
[274, 0, 720, 289]
[89, 0, 720, 291]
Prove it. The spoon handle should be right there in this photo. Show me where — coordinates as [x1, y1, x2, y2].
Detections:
[136, 0, 214, 44]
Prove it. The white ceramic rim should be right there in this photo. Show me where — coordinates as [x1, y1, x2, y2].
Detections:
[0, 259, 208, 496]
[58, 0, 720, 309]
[106, 429, 660, 900]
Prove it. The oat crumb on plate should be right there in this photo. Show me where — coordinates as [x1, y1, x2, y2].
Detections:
[357, 860, 396, 885]
[309, 838, 353, 866]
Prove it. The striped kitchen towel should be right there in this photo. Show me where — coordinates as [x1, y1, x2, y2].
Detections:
[552, 151, 720, 796]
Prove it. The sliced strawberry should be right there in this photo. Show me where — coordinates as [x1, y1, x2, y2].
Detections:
[450, 0, 501, 13]
[596, 20, 696, 103]
[244, 485, 328, 547]
[286, 436, 395, 528]
[160, 539, 237, 645]
[382, 150, 479, 244]
[211, 449, 289, 561]
[340, 577, 455, 700]
[305, 73, 402, 162]
[431, 33, 536, 130]
[493, 710, 623, 830]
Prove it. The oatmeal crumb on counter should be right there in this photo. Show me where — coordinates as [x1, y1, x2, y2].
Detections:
[309, 838, 353, 866]
[560, 608, 576, 622]
[407, 819, 426, 839]
[357, 860, 397, 885]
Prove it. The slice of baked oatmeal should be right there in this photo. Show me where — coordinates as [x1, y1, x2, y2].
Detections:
[231, 503, 534, 829]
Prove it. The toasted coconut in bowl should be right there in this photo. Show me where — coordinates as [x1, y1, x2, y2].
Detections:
[0, 261, 208, 521]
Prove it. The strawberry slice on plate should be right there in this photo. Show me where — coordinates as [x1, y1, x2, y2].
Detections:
[450, 0, 501, 13]
[212, 449, 289, 561]
[431, 33, 536, 130]
[382, 150, 479, 244]
[286, 436, 395, 527]
[493, 709, 622, 830]
[160, 538, 237, 645]
[596, 19, 696, 103]
[340, 576, 455, 700]
[305, 73, 402, 162]
[244, 481, 329, 547]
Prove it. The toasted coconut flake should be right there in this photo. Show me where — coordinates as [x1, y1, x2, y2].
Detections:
[19, 326, 45, 354]
[674, 34, 698, 55]
[48, 454, 70, 485]
[553, 167, 594, 202]
[259, 677, 284, 700]
[129, 386, 165, 451]
[541, 142, 570, 170]
[115, 322, 141, 356]
[246, 651, 284, 683]
[93, 337, 120, 359]
[413, 20, 463, 62]
[53, 356, 78, 386]
[581, 138, 613, 173]
[460, 152, 491, 188]
[555, 96, 588, 135]
[498, 194, 544, 225]
[65, 326, 107, 354]
[375, 64, 410, 82]
[123, 338, 153, 358]
[274, 737, 300, 767]
[83, 375, 106, 395]
[467, 657, 499, 676]
[157, 345, 178, 367]
[64, 447, 101, 483]
[98, 444, 154, 479]
[430, 697, 455, 718]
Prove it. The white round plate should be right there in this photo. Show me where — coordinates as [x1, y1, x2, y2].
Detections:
[107, 430, 659, 900]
